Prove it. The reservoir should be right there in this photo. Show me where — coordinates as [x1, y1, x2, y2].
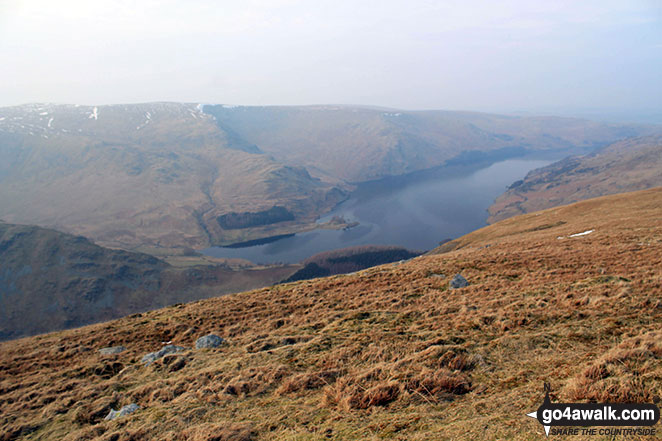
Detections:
[202, 157, 555, 264]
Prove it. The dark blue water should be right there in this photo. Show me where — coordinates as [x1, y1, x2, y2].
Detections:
[201, 158, 553, 264]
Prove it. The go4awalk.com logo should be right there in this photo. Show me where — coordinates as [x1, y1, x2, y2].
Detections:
[526, 383, 660, 437]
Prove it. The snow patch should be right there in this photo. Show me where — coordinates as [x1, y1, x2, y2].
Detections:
[569, 229, 594, 238]
[221, 104, 238, 109]
[88, 107, 98, 120]
[48, 118, 54, 128]
[136, 112, 151, 130]
[39, 111, 49, 116]
[558, 229, 595, 240]
[0, 117, 5, 121]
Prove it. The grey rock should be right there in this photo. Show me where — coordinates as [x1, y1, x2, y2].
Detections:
[449, 273, 469, 289]
[99, 346, 126, 355]
[141, 344, 185, 365]
[195, 334, 224, 349]
[105, 403, 139, 421]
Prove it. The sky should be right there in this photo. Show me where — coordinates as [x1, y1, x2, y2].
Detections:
[0, 0, 661, 118]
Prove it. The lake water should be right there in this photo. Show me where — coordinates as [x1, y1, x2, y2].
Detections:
[202, 158, 554, 264]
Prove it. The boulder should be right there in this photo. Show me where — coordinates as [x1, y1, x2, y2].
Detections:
[195, 334, 224, 349]
[104, 403, 139, 421]
[141, 344, 185, 365]
[99, 346, 126, 355]
[449, 273, 469, 289]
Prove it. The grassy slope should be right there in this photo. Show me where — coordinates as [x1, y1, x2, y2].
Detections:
[487, 134, 662, 223]
[1, 188, 661, 440]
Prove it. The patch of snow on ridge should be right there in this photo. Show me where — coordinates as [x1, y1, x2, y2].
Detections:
[136, 112, 152, 130]
[88, 107, 98, 120]
[48, 118, 53, 128]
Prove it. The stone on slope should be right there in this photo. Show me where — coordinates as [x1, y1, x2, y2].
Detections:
[449, 273, 469, 289]
[105, 403, 139, 421]
[141, 344, 185, 365]
[195, 334, 224, 349]
[99, 346, 126, 355]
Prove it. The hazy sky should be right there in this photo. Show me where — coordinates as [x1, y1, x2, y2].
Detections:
[1, 0, 661, 115]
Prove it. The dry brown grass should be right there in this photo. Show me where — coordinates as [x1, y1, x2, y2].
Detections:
[564, 330, 662, 402]
[1, 187, 661, 440]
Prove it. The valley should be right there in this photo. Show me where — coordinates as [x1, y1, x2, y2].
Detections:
[2, 102, 659, 343]
[0, 103, 652, 257]
[202, 157, 556, 264]
[1, 188, 660, 440]
[3, 3, 660, 440]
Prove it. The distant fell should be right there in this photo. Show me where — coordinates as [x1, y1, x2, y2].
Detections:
[487, 134, 662, 223]
[204, 104, 651, 182]
[0, 103, 346, 252]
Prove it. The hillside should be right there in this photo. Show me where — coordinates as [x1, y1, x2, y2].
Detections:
[0, 222, 297, 340]
[487, 135, 662, 223]
[204, 105, 649, 182]
[0, 103, 348, 252]
[281, 245, 421, 283]
[1, 188, 660, 440]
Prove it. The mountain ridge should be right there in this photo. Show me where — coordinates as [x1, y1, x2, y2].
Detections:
[0, 103, 348, 252]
